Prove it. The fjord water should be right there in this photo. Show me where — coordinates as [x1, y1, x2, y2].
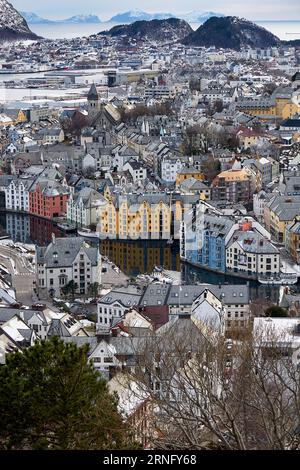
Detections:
[29, 21, 300, 40]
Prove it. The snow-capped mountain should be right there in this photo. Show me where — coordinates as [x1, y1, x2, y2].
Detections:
[62, 15, 101, 24]
[108, 10, 224, 24]
[20, 12, 53, 24]
[21, 12, 101, 24]
[180, 11, 225, 23]
[0, 0, 39, 41]
[109, 10, 175, 23]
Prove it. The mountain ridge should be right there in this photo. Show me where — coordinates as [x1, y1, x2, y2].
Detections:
[98, 18, 193, 43]
[21, 12, 102, 24]
[182, 16, 281, 50]
[0, 0, 40, 41]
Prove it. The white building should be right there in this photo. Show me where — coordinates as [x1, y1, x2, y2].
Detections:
[123, 159, 147, 183]
[67, 188, 107, 227]
[97, 286, 142, 331]
[253, 317, 300, 365]
[160, 155, 185, 183]
[4, 178, 33, 212]
[226, 229, 280, 278]
[36, 235, 101, 299]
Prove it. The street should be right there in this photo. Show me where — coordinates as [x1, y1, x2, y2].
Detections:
[0, 241, 35, 305]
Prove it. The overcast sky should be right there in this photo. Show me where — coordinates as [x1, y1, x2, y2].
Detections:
[11, 0, 300, 21]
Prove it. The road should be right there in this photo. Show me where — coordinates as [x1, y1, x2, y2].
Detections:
[0, 242, 35, 305]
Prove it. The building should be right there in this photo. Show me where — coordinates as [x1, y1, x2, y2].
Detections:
[123, 159, 147, 183]
[29, 181, 69, 219]
[211, 169, 253, 206]
[36, 236, 101, 299]
[159, 155, 186, 183]
[97, 286, 143, 331]
[253, 317, 300, 365]
[4, 178, 33, 212]
[265, 194, 300, 243]
[67, 188, 107, 228]
[285, 217, 300, 263]
[175, 165, 205, 186]
[181, 210, 235, 274]
[226, 224, 280, 279]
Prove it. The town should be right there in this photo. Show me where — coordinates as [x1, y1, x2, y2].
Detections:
[1, 0, 300, 452]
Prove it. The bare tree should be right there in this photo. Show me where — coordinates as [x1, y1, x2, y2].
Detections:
[118, 317, 300, 450]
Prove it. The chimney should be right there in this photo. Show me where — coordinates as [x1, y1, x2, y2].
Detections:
[52, 233, 56, 245]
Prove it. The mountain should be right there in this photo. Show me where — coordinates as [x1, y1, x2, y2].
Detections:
[180, 11, 225, 23]
[0, 0, 40, 41]
[62, 15, 101, 24]
[182, 16, 281, 50]
[109, 10, 175, 23]
[108, 10, 225, 24]
[20, 12, 53, 24]
[21, 12, 101, 24]
[99, 18, 193, 43]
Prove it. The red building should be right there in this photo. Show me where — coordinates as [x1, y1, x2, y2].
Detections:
[29, 182, 69, 219]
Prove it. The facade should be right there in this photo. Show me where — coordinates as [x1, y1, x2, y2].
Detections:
[285, 217, 300, 263]
[211, 169, 253, 206]
[4, 178, 33, 212]
[36, 236, 101, 299]
[265, 195, 300, 243]
[159, 155, 185, 183]
[67, 188, 107, 228]
[181, 209, 235, 274]
[97, 286, 142, 331]
[29, 181, 69, 219]
[175, 166, 205, 186]
[226, 229, 280, 278]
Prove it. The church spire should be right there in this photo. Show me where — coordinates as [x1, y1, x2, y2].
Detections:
[87, 83, 99, 101]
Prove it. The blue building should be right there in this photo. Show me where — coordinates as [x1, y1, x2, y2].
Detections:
[182, 212, 234, 274]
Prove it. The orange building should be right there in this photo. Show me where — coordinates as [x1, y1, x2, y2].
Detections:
[29, 181, 69, 219]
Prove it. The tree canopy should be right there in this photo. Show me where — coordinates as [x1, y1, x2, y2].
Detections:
[0, 337, 137, 450]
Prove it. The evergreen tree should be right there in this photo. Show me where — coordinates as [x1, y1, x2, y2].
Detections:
[0, 337, 137, 450]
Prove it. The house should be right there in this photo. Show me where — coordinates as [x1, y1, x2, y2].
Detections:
[36, 235, 101, 299]
[97, 286, 142, 331]
[285, 217, 300, 263]
[226, 227, 280, 279]
[179, 177, 211, 200]
[175, 165, 205, 186]
[253, 317, 300, 365]
[265, 194, 300, 243]
[44, 128, 65, 144]
[181, 212, 235, 274]
[211, 169, 253, 206]
[123, 159, 147, 183]
[0, 306, 87, 340]
[67, 187, 107, 228]
[236, 128, 261, 149]
[159, 155, 187, 183]
[29, 181, 70, 219]
[4, 178, 34, 212]
[167, 284, 250, 333]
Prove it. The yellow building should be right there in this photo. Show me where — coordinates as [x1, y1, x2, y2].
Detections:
[97, 192, 199, 241]
[265, 195, 300, 243]
[236, 87, 300, 122]
[176, 166, 205, 186]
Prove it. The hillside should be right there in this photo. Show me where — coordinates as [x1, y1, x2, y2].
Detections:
[182, 16, 281, 50]
[0, 0, 40, 41]
[99, 18, 193, 43]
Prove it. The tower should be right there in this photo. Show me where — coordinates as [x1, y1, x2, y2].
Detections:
[87, 83, 100, 119]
